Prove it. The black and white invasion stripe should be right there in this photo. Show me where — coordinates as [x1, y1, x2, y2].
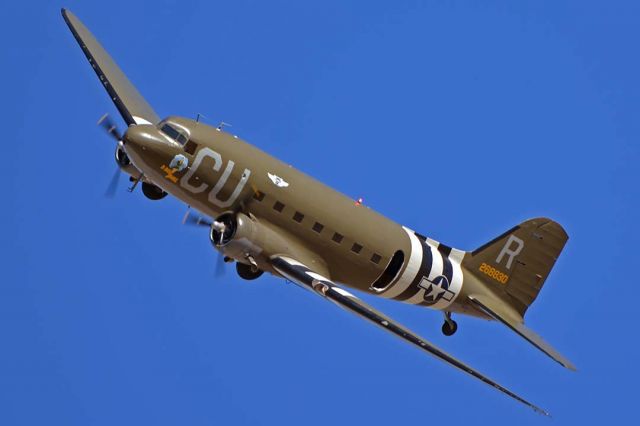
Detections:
[380, 228, 464, 310]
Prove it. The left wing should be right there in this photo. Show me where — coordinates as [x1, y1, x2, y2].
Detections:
[271, 255, 549, 416]
[62, 9, 160, 126]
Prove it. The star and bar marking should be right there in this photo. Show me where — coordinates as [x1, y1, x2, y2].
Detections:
[418, 275, 455, 303]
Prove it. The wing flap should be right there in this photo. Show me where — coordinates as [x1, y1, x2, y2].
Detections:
[468, 294, 576, 371]
[271, 255, 549, 416]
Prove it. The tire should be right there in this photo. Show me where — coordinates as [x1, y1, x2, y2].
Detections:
[141, 182, 167, 200]
[442, 320, 458, 336]
[236, 262, 263, 280]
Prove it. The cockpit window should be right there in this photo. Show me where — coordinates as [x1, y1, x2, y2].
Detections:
[160, 123, 189, 145]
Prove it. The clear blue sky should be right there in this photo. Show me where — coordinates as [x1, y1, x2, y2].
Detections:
[2, 1, 638, 424]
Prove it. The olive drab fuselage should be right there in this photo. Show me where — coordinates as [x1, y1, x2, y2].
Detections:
[126, 118, 410, 283]
[124, 117, 485, 317]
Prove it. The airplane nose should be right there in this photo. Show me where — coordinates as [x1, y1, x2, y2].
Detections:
[123, 124, 167, 152]
[122, 124, 175, 172]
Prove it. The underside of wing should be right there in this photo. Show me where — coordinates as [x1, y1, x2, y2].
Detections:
[62, 9, 160, 126]
[271, 255, 549, 416]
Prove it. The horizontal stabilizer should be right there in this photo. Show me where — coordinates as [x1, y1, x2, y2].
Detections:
[469, 295, 576, 371]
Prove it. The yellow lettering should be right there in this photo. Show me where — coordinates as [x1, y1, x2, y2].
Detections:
[478, 262, 509, 285]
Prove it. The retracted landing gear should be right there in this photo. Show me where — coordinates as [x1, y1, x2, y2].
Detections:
[236, 255, 264, 280]
[441, 311, 458, 336]
[236, 262, 264, 280]
[141, 182, 168, 200]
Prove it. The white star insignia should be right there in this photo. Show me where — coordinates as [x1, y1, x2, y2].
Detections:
[418, 276, 455, 303]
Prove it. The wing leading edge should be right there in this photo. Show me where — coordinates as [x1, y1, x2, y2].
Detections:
[271, 255, 549, 416]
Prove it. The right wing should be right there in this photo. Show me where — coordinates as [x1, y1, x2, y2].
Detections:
[62, 9, 160, 126]
[271, 255, 549, 416]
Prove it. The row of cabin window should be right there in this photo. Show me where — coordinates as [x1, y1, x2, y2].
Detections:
[252, 191, 382, 265]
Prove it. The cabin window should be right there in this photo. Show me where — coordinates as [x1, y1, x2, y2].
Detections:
[273, 201, 285, 212]
[253, 191, 265, 202]
[293, 211, 304, 223]
[312, 222, 324, 233]
[160, 123, 189, 145]
[332, 232, 344, 244]
[371, 253, 382, 264]
[371, 250, 405, 291]
[351, 243, 363, 254]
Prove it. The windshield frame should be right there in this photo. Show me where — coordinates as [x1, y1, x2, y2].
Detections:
[158, 121, 189, 145]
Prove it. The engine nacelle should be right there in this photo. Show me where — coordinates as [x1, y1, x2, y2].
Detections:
[209, 212, 313, 274]
[115, 143, 142, 178]
[115, 143, 130, 167]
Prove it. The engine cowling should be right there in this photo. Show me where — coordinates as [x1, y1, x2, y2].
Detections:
[209, 212, 275, 265]
[209, 212, 240, 246]
[208, 212, 325, 275]
[115, 144, 130, 167]
[115, 143, 142, 177]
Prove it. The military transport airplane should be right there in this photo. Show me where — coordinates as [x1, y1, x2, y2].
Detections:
[62, 9, 574, 416]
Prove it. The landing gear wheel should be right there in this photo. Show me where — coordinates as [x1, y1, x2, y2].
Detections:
[236, 262, 264, 280]
[141, 182, 167, 200]
[441, 319, 458, 336]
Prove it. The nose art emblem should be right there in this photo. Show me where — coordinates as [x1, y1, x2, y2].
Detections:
[161, 154, 189, 183]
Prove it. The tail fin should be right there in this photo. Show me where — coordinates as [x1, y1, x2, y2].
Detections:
[464, 218, 568, 317]
[62, 9, 160, 126]
[463, 218, 574, 370]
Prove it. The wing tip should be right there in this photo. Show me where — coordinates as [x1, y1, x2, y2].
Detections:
[560, 359, 578, 372]
[535, 406, 552, 417]
[61, 8, 73, 28]
[538, 342, 577, 372]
